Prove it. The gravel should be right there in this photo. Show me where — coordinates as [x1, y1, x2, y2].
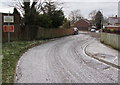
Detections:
[15, 34, 118, 83]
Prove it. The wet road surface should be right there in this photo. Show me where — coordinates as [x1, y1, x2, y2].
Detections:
[15, 34, 118, 83]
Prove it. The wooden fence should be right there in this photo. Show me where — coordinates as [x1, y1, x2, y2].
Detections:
[2, 27, 74, 42]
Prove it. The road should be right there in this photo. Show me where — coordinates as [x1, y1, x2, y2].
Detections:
[15, 33, 118, 83]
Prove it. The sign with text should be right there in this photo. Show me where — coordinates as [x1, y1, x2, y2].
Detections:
[4, 16, 14, 23]
[3, 25, 14, 32]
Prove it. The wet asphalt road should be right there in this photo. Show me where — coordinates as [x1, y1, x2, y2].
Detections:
[15, 34, 118, 83]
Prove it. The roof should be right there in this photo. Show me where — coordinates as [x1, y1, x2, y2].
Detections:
[74, 19, 90, 24]
[109, 17, 120, 19]
[106, 25, 120, 27]
[0, 12, 13, 15]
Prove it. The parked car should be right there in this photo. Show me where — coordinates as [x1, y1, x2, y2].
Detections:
[73, 27, 78, 35]
[90, 29, 96, 32]
[96, 30, 100, 33]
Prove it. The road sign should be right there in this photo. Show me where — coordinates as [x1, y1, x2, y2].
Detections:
[4, 16, 14, 23]
[3, 25, 14, 32]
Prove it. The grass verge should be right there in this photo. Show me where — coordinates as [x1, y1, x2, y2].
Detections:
[2, 40, 48, 83]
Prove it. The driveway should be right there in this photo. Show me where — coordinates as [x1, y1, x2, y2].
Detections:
[15, 33, 118, 83]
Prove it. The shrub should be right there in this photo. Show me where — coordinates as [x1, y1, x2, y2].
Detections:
[110, 29, 114, 33]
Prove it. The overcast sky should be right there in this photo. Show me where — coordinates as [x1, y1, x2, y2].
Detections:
[61, 0, 119, 2]
[62, 2, 118, 18]
[0, 0, 120, 19]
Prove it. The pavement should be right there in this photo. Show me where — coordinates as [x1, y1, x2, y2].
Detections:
[15, 34, 118, 83]
[85, 35, 120, 69]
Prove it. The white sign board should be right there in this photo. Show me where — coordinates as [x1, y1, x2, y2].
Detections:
[4, 16, 14, 23]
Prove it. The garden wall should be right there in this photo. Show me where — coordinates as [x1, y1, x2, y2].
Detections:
[100, 32, 120, 50]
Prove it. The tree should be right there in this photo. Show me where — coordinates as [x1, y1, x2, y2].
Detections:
[39, 0, 65, 28]
[11, 0, 64, 29]
[95, 11, 103, 29]
[103, 16, 108, 25]
[50, 10, 64, 28]
[69, 9, 83, 23]
[37, 14, 52, 28]
[9, 0, 65, 40]
[63, 18, 70, 28]
[18, 0, 40, 40]
[13, 8, 20, 15]
[88, 10, 97, 25]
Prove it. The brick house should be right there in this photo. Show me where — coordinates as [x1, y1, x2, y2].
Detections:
[74, 19, 91, 31]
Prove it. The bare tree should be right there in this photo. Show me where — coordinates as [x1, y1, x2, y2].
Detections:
[36, 0, 63, 14]
[69, 9, 83, 23]
[88, 10, 97, 20]
[7, 0, 63, 16]
[89, 10, 108, 27]
[6, 0, 44, 16]
[103, 16, 108, 26]
[88, 10, 97, 25]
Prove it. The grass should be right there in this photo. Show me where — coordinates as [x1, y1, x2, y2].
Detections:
[2, 40, 48, 83]
[0, 55, 2, 84]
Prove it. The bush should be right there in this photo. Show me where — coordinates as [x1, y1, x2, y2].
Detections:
[110, 29, 114, 33]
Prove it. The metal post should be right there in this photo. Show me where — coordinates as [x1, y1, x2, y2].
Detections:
[8, 11, 10, 43]
[8, 32, 10, 43]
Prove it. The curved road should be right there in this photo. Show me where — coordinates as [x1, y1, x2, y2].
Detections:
[15, 34, 118, 83]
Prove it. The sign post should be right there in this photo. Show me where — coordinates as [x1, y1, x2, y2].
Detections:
[8, 31, 10, 43]
[3, 11, 14, 43]
[8, 12, 10, 43]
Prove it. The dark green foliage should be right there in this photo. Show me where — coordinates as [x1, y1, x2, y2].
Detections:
[18, 0, 65, 40]
[20, 1, 39, 40]
[36, 14, 52, 28]
[13, 8, 19, 15]
[40, 1, 65, 28]
[39, 9, 64, 28]
[50, 10, 64, 28]
[95, 11, 103, 30]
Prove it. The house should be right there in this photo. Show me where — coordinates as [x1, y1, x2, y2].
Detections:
[108, 16, 120, 26]
[74, 19, 91, 31]
[104, 1, 120, 33]
[105, 16, 120, 31]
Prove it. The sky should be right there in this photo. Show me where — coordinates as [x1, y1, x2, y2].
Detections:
[0, 0, 120, 19]
[62, 2, 118, 18]
[61, 0, 119, 2]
